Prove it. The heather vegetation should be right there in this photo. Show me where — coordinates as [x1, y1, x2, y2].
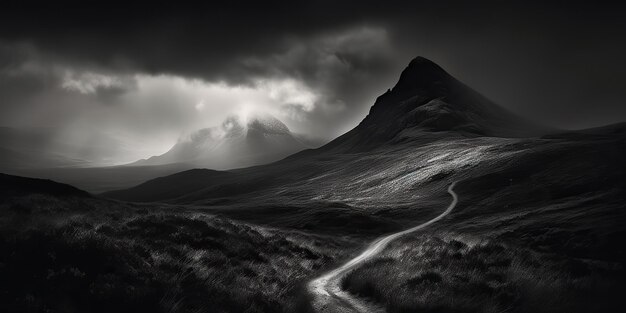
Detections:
[342, 234, 623, 313]
[0, 191, 351, 313]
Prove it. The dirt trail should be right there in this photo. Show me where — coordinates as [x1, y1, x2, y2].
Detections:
[308, 182, 459, 312]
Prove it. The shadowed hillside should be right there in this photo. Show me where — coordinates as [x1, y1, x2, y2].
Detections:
[0, 174, 355, 313]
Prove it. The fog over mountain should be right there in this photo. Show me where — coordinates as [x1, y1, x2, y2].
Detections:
[132, 112, 307, 169]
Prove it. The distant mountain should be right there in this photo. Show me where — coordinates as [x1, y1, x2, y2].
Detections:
[130, 113, 307, 169]
[0, 114, 307, 193]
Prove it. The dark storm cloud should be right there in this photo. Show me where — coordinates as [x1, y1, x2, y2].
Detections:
[1, 2, 386, 83]
[1, 0, 626, 134]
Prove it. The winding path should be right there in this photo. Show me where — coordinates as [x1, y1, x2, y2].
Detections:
[308, 182, 459, 312]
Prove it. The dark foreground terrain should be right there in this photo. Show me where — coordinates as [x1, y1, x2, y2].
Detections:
[1, 57, 625, 312]
[0, 174, 356, 312]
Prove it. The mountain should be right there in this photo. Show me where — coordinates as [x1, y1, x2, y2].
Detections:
[0, 116, 304, 193]
[130, 112, 307, 169]
[103, 56, 552, 203]
[103, 57, 623, 206]
[321, 57, 546, 153]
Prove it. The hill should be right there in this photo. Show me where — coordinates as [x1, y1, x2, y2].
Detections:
[0, 173, 90, 198]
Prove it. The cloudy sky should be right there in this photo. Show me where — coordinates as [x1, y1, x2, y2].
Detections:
[1, 1, 625, 164]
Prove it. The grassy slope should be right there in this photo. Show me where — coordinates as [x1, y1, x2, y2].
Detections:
[2, 127, 624, 313]
[0, 183, 355, 313]
[341, 133, 626, 313]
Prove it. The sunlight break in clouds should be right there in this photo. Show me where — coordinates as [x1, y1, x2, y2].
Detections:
[0, 26, 393, 166]
[126, 74, 321, 136]
[52, 73, 322, 165]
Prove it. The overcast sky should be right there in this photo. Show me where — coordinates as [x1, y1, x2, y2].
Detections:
[1, 1, 626, 164]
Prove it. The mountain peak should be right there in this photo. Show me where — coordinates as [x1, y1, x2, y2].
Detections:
[320, 56, 542, 152]
[130, 112, 305, 169]
[244, 112, 291, 135]
[217, 112, 291, 138]
[391, 56, 453, 94]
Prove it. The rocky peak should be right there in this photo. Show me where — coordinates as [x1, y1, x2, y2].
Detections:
[391, 56, 454, 95]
